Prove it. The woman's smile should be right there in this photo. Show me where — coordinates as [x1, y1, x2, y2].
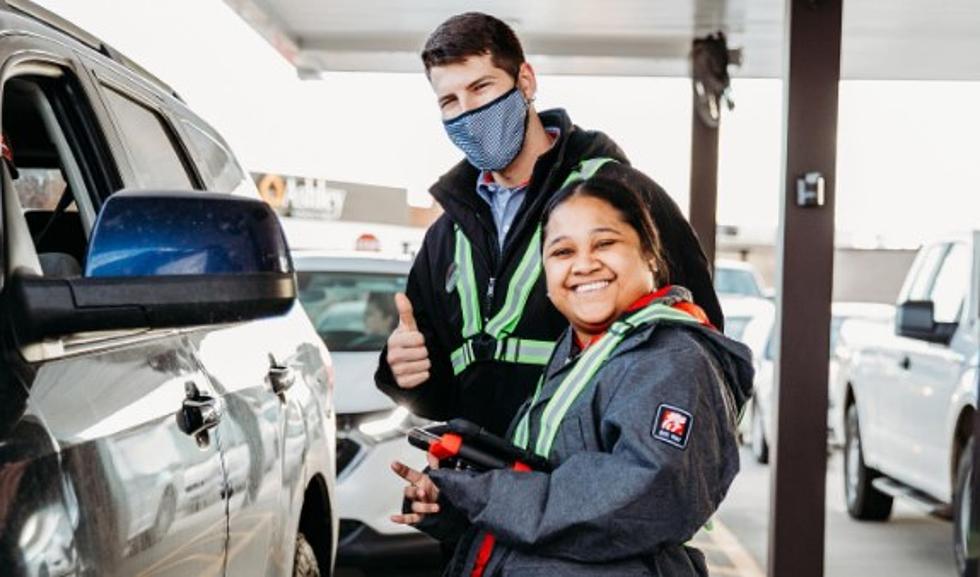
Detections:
[571, 279, 611, 294]
[543, 194, 656, 343]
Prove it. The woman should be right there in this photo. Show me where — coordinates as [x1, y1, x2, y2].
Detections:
[392, 170, 754, 576]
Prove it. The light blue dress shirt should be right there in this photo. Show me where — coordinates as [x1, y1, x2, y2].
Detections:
[475, 175, 528, 250]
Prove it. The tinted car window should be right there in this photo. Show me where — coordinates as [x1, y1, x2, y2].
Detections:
[297, 271, 407, 352]
[13, 168, 70, 210]
[905, 243, 948, 301]
[929, 242, 969, 323]
[102, 86, 192, 189]
[183, 121, 247, 193]
[714, 268, 763, 297]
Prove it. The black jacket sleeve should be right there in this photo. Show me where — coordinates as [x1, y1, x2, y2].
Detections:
[374, 226, 458, 420]
[604, 163, 724, 330]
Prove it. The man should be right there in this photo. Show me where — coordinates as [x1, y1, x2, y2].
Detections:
[376, 12, 722, 437]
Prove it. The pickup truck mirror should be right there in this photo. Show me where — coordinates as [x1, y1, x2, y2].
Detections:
[9, 190, 296, 342]
[896, 300, 956, 345]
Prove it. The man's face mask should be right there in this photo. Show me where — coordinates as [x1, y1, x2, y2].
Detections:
[443, 87, 528, 171]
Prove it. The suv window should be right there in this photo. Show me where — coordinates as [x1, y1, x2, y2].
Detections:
[714, 267, 763, 298]
[929, 242, 969, 323]
[183, 121, 247, 193]
[102, 86, 193, 189]
[2, 72, 112, 276]
[906, 243, 948, 302]
[12, 168, 70, 211]
[297, 271, 407, 352]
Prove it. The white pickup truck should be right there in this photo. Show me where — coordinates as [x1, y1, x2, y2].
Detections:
[841, 231, 978, 573]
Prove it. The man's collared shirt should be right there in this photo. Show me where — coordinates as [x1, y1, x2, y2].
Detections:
[475, 173, 527, 250]
[475, 127, 560, 250]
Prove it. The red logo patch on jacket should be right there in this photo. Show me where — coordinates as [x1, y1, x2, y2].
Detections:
[653, 404, 693, 449]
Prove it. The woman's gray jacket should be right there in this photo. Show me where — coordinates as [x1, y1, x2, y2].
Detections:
[425, 310, 755, 576]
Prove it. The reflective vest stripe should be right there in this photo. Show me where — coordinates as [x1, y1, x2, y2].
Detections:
[496, 338, 554, 365]
[455, 226, 484, 339]
[514, 303, 703, 459]
[561, 157, 618, 188]
[450, 338, 556, 376]
[451, 157, 620, 376]
[484, 226, 543, 337]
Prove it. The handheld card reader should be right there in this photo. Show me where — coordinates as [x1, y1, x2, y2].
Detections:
[407, 419, 551, 473]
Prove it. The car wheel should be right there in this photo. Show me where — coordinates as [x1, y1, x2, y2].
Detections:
[843, 403, 893, 520]
[954, 438, 976, 575]
[751, 402, 769, 464]
[293, 532, 321, 577]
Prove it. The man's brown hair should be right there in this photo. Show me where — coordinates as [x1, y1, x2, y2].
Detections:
[421, 12, 525, 80]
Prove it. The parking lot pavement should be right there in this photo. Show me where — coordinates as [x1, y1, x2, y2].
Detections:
[718, 446, 957, 577]
[337, 447, 957, 577]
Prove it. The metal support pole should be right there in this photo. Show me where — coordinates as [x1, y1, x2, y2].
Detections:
[768, 1, 843, 576]
[689, 98, 719, 268]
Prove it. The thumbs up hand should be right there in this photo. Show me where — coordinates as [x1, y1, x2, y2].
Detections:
[386, 293, 431, 389]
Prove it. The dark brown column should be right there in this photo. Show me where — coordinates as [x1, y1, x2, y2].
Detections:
[767, 1, 843, 576]
[688, 100, 719, 268]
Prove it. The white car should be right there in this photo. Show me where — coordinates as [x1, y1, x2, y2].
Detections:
[294, 251, 439, 565]
[715, 259, 768, 299]
[840, 233, 978, 573]
[825, 302, 896, 446]
[731, 298, 895, 464]
[719, 296, 776, 459]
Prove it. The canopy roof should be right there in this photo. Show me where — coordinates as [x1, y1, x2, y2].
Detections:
[225, 0, 980, 80]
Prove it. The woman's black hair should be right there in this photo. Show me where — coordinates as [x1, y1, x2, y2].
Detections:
[541, 174, 670, 286]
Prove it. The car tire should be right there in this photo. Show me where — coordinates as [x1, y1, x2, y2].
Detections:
[954, 438, 975, 575]
[750, 401, 769, 464]
[843, 403, 893, 521]
[293, 532, 321, 577]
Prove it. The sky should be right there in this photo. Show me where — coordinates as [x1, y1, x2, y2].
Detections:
[33, 0, 980, 247]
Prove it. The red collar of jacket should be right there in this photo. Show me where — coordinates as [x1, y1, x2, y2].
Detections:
[574, 285, 713, 350]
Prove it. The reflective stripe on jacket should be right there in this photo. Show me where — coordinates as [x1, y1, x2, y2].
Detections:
[429, 294, 754, 576]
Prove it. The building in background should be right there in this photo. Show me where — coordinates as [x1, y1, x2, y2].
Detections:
[717, 224, 917, 304]
[254, 172, 441, 255]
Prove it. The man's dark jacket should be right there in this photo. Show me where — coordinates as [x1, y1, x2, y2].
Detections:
[375, 109, 723, 436]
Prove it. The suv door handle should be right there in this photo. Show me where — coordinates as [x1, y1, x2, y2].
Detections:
[269, 354, 295, 396]
[176, 381, 221, 440]
[899, 356, 911, 370]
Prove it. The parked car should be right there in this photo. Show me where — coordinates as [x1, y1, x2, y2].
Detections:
[744, 300, 896, 464]
[294, 251, 439, 566]
[0, 3, 336, 576]
[840, 232, 977, 573]
[715, 259, 768, 299]
[825, 302, 895, 447]
[719, 295, 775, 459]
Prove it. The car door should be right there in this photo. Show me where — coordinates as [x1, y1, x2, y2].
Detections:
[859, 243, 948, 475]
[900, 241, 971, 495]
[168, 105, 305, 575]
[0, 38, 229, 576]
[192, 318, 290, 577]
[85, 56, 298, 575]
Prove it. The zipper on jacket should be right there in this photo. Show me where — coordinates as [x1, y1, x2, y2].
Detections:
[484, 277, 496, 321]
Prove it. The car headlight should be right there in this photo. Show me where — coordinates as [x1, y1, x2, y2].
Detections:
[357, 406, 423, 442]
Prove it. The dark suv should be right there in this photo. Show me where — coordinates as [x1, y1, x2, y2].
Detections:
[0, 2, 336, 576]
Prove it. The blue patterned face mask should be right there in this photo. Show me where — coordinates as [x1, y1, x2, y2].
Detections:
[443, 87, 528, 171]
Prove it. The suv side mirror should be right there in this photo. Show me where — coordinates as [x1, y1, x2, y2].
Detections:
[9, 191, 296, 342]
[896, 300, 957, 345]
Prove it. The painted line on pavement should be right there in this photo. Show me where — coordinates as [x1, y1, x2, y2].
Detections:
[705, 518, 766, 577]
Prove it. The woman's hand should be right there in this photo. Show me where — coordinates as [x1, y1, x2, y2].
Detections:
[390, 460, 441, 525]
